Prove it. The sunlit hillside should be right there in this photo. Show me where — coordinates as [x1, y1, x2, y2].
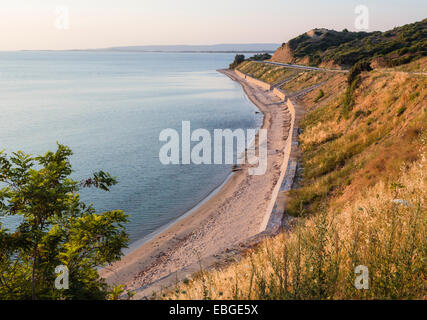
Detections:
[160, 52, 426, 300]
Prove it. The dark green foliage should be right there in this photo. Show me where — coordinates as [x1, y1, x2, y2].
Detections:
[353, 110, 366, 119]
[397, 106, 407, 116]
[282, 19, 426, 68]
[347, 60, 372, 84]
[249, 53, 272, 61]
[342, 60, 373, 117]
[0, 144, 129, 299]
[314, 89, 324, 103]
[229, 54, 245, 69]
[287, 29, 370, 64]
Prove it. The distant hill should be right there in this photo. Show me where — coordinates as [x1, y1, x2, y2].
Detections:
[272, 19, 427, 68]
[103, 44, 280, 53]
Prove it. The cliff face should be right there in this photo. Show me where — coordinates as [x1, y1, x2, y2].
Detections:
[271, 28, 331, 64]
[271, 42, 294, 64]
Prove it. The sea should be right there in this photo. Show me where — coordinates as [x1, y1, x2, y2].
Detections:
[0, 51, 262, 244]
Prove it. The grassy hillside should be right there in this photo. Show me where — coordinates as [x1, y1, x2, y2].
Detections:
[236, 60, 347, 96]
[288, 69, 426, 216]
[279, 71, 338, 94]
[164, 154, 425, 299]
[159, 59, 426, 300]
[157, 21, 426, 300]
[272, 19, 426, 68]
[237, 60, 300, 84]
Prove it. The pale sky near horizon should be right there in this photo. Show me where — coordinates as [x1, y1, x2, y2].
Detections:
[1, 0, 425, 51]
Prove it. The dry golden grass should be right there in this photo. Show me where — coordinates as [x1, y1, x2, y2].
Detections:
[237, 61, 299, 84]
[298, 73, 347, 110]
[280, 71, 333, 93]
[161, 152, 426, 300]
[385, 56, 427, 73]
[291, 69, 426, 213]
[158, 60, 427, 300]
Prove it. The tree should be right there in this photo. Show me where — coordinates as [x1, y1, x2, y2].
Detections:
[249, 53, 272, 61]
[347, 59, 372, 84]
[0, 144, 128, 299]
[229, 54, 245, 69]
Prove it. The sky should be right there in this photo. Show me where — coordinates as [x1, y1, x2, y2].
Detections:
[0, 0, 425, 50]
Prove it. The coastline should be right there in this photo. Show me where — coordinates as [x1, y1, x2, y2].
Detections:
[99, 69, 291, 297]
[123, 171, 235, 256]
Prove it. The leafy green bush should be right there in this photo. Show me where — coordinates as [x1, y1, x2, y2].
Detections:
[281, 19, 427, 68]
[342, 60, 373, 117]
[229, 54, 245, 69]
[314, 89, 324, 102]
[0, 144, 129, 299]
[249, 53, 272, 61]
[348, 60, 372, 84]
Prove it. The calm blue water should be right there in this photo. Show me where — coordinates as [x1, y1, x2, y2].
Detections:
[0, 51, 261, 243]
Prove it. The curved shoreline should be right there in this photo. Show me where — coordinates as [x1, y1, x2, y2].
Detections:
[99, 69, 291, 297]
[123, 72, 265, 256]
[123, 171, 235, 256]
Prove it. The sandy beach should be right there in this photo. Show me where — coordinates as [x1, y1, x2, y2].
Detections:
[99, 69, 291, 297]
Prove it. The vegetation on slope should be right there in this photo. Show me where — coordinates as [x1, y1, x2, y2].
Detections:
[164, 154, 425, 299]
[163, 60, 426, 299]
[229, 54, 245, 69]
[289, 70, 426, 217]
[249, 53, 272, 61]
[287, 28, 370, 66]
[272, 19, 427, 68]
[235, 60, 342, 94]
[237, 60, 299, 84]
[279, 71, 335, 94]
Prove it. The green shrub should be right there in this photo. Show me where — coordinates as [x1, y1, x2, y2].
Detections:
[0, 145, 128, 300]
[342, 60, 372, 117]
[283, 19, 426, 68]
[314, 89, 325, 102]
[354, 110, 366, 119]
[229, 54, 245, 69]
[397, 106, 407, 116]
[249, 53, 272, 61]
